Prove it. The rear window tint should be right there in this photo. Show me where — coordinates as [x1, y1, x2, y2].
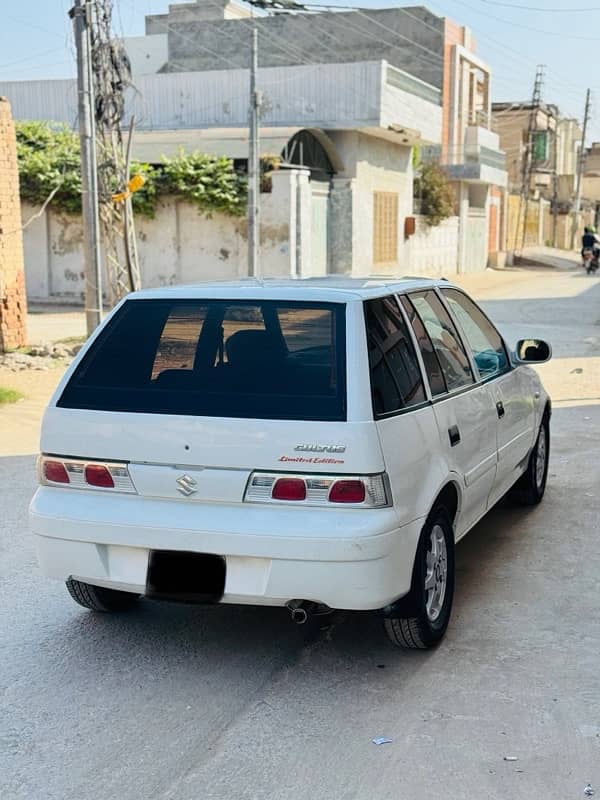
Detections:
[58, 299, 347, 422]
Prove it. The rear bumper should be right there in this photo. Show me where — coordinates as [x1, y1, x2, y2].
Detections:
[30, 488, 423, 611]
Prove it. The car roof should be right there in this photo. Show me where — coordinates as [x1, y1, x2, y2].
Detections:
[130, 276, 456, 303]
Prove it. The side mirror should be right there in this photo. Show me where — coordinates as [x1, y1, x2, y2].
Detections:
[514, 339, 552, 364]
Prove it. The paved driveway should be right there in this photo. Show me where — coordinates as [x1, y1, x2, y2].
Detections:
[1, 269, 599, 799]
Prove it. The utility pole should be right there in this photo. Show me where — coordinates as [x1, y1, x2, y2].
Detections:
[570, 89, 591, 250]
[70, 0, 103, 335]
[514, 65, 544, 256]
[551, 113, 559, 248]
[247, 24, 260, 278]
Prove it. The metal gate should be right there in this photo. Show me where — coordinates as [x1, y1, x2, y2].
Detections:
[464, 211, 487, 273]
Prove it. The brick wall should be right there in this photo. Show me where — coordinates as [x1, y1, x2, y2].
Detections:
[442, 19, 466, 163]
[0, 97, 27, 352]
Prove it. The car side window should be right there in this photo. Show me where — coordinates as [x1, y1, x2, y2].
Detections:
[408, 291, 475, 393]
[365, 296, 426, 416]
[441, 289, 509, 380]
[398, 295, 446, 397]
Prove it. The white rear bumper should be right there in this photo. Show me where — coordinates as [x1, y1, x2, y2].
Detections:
[30, 488, 423, 611]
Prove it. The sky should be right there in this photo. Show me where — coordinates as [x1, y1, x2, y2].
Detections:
[1, 0, 600, 140]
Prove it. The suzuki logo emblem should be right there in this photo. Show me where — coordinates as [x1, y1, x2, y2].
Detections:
[176, 474, 198, 497]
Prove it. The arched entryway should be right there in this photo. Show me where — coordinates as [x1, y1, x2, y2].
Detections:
[281, 129, 341, 276]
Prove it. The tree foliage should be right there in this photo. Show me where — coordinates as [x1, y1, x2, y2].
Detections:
[15, 121, 247, 218]
[16, 121, 83, 213]
[414, 162, 455, 227]
[158, 151, 246, 217]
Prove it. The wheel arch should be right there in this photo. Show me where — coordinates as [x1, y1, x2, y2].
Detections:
[430, 479, 461, 531]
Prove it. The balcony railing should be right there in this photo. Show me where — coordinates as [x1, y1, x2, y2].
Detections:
[468, 109, 490, 128]
[420, 144, 506, 173]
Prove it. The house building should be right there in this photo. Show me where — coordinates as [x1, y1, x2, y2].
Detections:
[135, 0, 507, 273]
[491, 102, 582, 205]
[1, 1, 508, 303]
[582, 142, 600, 211]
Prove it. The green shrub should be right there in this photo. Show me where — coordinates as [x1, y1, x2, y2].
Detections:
[15, 121, 248, 219]
[159, 151, 247, 217]
[0, 387, 24, 406]
[414, 163, 455, 227]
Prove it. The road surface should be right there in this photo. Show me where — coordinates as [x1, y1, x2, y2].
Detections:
[1, 266, 599, 799]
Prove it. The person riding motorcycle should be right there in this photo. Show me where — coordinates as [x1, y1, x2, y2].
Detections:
[581, 226, 600, 258]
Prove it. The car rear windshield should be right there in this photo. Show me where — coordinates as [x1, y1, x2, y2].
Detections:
[58, 299, 347, 421]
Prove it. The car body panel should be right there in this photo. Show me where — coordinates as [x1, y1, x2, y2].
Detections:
[29, 277, 551, 613]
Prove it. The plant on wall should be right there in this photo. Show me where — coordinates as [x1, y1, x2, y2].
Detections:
[158, 151, 247, 217]
[413, 162, 455, 227]
[16, 121, 83, 214]
[15, 122, 251, 219]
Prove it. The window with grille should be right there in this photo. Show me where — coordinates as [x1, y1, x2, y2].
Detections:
[373, 192, 399, 264]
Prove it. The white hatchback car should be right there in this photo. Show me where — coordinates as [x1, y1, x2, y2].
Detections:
[30, 278, 551, 648]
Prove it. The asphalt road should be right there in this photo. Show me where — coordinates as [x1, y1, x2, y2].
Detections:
[2, 268, 600, 800]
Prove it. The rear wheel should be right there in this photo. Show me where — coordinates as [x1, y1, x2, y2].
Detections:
[510, 415, 550, 506]
[66, 579, 140, 612]
[384, 507, 455, 649]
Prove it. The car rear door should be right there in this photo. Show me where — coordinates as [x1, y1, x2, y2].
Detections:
[399, 292, 498, 538]
[363, 295, 445, 527]
[440, 288, 536, 505]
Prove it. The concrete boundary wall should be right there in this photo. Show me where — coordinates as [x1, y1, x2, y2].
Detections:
[22, 170, 316, 304]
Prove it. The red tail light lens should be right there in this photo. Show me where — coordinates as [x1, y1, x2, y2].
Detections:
[272, 477, 307, 501]
[329, 479, 366, 504]
[85, 464, 115, 488]
[43, 460, 70, 484]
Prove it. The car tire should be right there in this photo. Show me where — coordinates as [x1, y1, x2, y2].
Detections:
[510, 415, 550, 506]
[66, 578, 140, 612]
[384, 506, 455, 649]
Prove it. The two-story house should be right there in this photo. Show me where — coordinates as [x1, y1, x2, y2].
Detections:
[1, 1, 507, 298]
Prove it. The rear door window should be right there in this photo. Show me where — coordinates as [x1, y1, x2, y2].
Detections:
[408, 291, 475, 393]
[58, 299, 346, 421]
[365, 296, 426, 417]
[441, 289, 510, 380]
[398, 295, 446, 397]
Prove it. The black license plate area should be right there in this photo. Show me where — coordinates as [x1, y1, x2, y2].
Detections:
[146, 551, 226, 603]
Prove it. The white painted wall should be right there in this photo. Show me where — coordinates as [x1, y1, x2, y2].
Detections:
[22, 168, 319, 303]
[404, 217, 460, 276]
[382, 65, 443, 145]
[0, 60, 441, 140]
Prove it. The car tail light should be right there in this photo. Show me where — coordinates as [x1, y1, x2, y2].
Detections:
[244, 472, 389, 508]
[329, 479, 366, 504]
[85, 464, 115, 488]
[38, 456, 136, 493]
[43, 460, 70, 484]
[272, 477, 307, 501]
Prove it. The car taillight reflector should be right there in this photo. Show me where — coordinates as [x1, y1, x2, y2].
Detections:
[329, 479, 366, 504]
[85, 464, 115, 488]
[43, 460, 70, 484]
[39, 456, 136, 493]
[272, 477, 307, 501]
[245, 472, 389, 508]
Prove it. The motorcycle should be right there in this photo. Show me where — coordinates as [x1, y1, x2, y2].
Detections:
[582, 247, 599, 274]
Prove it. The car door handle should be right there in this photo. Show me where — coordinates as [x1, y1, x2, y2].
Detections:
[448, 425, 461, 447]
[496, 401, 505, 419]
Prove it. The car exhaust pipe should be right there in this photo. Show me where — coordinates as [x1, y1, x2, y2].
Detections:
[286, 600, 331, 625]
[287, 600, 310, 624]
[290, 606, 308, 625]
